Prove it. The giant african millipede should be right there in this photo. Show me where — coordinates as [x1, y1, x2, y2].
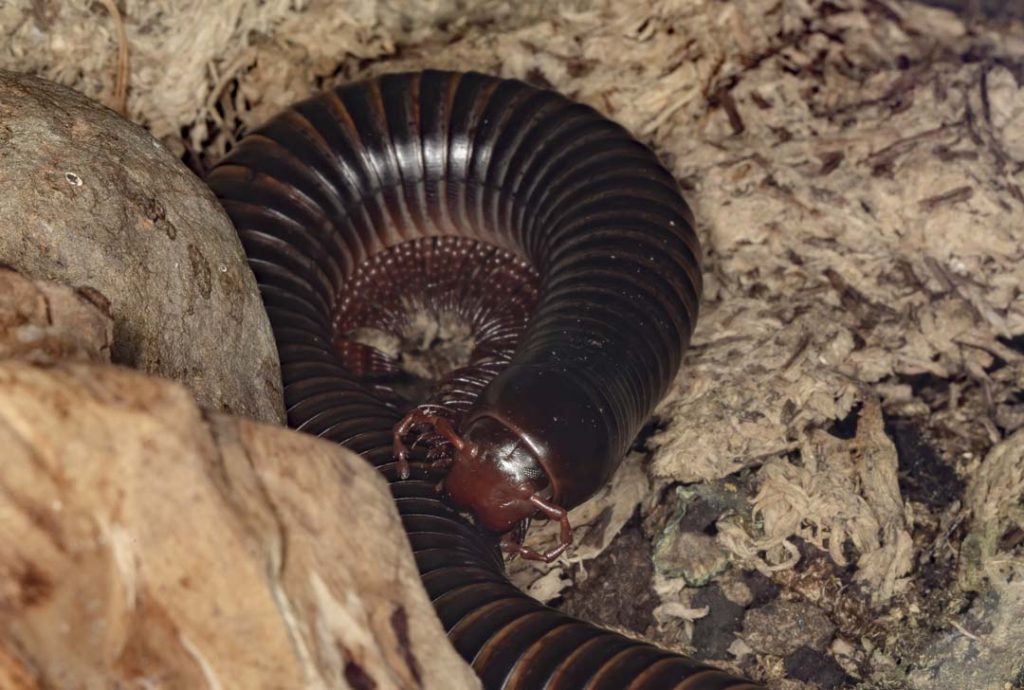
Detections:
[208, 69, 762, 690]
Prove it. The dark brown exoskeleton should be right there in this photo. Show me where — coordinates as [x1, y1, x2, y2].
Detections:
[395, 408, 572, 562]
[395, 364, 631, 562]
[210, 69, 759, 689]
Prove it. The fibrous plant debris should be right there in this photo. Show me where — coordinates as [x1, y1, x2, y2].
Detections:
[2, 0, 1023, 687]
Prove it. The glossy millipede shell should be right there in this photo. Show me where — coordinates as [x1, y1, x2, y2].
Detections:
[208, 70, 760, 690]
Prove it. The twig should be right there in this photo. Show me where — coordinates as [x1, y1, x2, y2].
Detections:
[918, 185, 974, 211]
[98, 0, 129, 116]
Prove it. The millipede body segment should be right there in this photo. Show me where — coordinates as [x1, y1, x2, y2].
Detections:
[208, 69, 760, 690]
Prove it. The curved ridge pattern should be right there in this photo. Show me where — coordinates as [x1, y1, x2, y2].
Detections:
[208, 70, 760, 690]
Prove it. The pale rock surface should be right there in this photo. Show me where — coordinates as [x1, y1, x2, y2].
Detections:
[0, 267, 113, 364]
[0, 69, 282, 424]
[905, 430, 1024, 690]
[0, 270, 477, 690]
[0, 361, 479, 690]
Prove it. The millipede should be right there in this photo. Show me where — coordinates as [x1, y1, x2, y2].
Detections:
[207, 69, 761, 690]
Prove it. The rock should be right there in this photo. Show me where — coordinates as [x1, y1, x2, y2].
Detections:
[742, 600, 835, 657]
[917, 430, 1024, 690]
[0, 360, 478, 690]
[560, 525, 659, 635]
[652, 486, 740, 586]
[689, 584, 745, 660]
[0, 70, 282, 424]
[782, 647, 852, 689]
[0, 267, 112, 363]
[906, 584, 1024, 690]
[719, 571, 779, 609]
[654, 530, 732, 587]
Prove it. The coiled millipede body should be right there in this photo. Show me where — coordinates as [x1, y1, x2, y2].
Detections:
[208, 70, 761, 690]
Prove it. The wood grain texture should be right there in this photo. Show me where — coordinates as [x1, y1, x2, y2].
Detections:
[0, 361, 479, 690]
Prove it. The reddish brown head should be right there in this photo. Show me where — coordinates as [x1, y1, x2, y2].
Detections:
[443, 415, 550, 534]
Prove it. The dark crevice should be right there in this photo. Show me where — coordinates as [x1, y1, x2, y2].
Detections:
[559, 520, 659, 636]
[910, 0, 1024, 20]
[896, 371, 952, 399]
[916, 542, 959, 595]
[690, 585, 745, 660]
[827, 402, 862, 439]
[885, 415, 964, 509]
[631, 416, 670, 452]
[783, 646, 856, 689]
[998, 333, 1024, 355]
[999, 525, 1024, 552]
